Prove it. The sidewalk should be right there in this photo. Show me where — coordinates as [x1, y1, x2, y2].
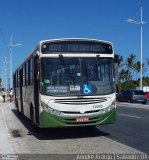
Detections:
[0, 101, 15, 153]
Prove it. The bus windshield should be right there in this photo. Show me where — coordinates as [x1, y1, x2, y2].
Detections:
[40, 57, 115, 96]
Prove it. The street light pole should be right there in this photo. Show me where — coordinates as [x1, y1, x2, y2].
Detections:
[4, 57, 9, 92]
[8, 36, 22, 89]
[9, 36, 12, 90]
[126, 7, 146, 90]
[140, 7, 143, 90]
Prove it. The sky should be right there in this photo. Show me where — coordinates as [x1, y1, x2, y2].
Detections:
[0, 0, 149, 82]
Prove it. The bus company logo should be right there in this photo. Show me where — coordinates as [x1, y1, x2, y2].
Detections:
[82, 84, 93, 94]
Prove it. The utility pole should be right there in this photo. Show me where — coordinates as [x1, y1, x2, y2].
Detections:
[127, 7, 147, 90]
[8, 36, 22, 89]
[3, 57, 9, 93]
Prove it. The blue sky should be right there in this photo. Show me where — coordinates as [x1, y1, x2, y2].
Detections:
[0, 0, 149, 80]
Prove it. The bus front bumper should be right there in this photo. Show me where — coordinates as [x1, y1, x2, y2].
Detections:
[39, 108, 116, 128]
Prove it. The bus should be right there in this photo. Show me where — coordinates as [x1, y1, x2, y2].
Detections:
[13, 38, 116, 129]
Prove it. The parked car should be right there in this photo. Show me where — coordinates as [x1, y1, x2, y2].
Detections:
[116, 90, 147, 104]
[144, 92, 149, 100]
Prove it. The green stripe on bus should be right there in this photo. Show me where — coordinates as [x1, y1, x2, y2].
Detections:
[39, 108, 116, 128]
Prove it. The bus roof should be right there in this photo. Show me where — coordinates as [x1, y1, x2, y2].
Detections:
[13, 38, 113, 74]
[39, 38, 113, 45]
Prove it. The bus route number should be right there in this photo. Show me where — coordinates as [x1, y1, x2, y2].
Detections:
[93, 104, 103, 109]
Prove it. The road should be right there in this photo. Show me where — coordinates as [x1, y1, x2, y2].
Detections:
[98, 102, 149, 154]
[0, 101, 149, 160]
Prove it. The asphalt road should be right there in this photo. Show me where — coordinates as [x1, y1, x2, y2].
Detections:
[98, 102, 149, 154]
[0, 101, 149, 160]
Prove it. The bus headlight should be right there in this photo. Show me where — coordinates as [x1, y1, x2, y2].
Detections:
[40, 101, 62, 116]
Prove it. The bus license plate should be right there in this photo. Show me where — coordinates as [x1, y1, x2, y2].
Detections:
[76, 117, 89, 122]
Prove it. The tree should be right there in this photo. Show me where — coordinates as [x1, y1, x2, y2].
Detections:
[119, 69, 126, 81]
[123, 80, 137, 90]
[126, 53, 136, 80]
[133, 61, 146, 80]
[115, 53, 149, 91]
[145, 58, 149, 75]
[145, 58, 149, 66]
[119, 69, 132, 81]
[142, 77, 149, 86]
[133, 61, 140, 79]
[114, 54, 123, 67]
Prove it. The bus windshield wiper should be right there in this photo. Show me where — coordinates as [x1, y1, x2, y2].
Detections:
[59, 54, 75, 87]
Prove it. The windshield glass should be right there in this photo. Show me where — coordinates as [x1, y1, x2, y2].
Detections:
[40, 57, 115, 96]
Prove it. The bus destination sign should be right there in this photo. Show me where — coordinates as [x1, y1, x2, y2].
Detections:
[41, 41, 112, 54]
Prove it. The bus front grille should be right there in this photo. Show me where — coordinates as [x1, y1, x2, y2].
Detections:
[54, 98, 107, 105]
[61, 110, 101, 114]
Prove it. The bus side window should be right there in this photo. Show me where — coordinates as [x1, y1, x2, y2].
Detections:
[30, 58, 33, 85]
[23, 64, 26, 86]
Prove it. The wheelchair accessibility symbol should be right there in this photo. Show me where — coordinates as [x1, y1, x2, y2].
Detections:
[82, 84, 93, 94]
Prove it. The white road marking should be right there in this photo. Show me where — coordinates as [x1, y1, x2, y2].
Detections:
[119, 113, 141, 119]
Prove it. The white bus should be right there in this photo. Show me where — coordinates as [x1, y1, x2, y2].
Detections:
[13, 38, 116, 129]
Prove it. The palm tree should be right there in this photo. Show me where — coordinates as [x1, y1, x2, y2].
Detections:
[145, 58, 149, 72]
[114, 54, 123, 67]
[119, 69, 126, 81]
[133, 61, 146, 81]
[142, 63, 147, 74]
[125, 69, 132, 80]
[133, 61, 140, 79]
[126, 53, 136, 79]
[119, 69, 132, 81]
[145, 58, 149, 66]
